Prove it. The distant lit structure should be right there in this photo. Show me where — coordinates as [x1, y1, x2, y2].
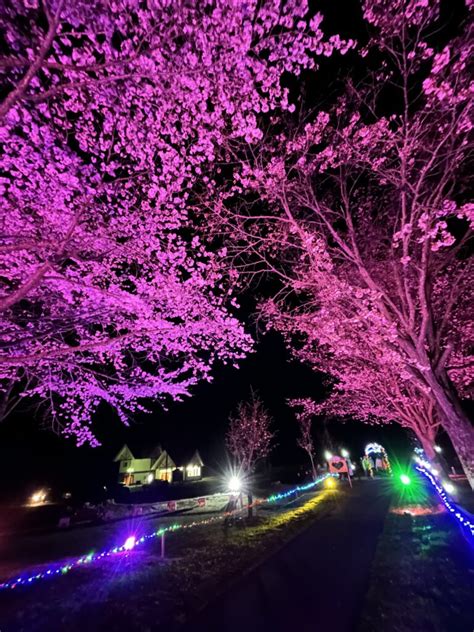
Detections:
[114, 444, 204, 486]
[365, 442, 392, 474]
[29, 489, 48, 505]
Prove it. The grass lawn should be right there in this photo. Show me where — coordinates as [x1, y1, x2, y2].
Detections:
[0, 487, 338, 631]
[359, 484, 474, 632]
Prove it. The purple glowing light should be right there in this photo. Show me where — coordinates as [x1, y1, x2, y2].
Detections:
[123, 535, 136, 551]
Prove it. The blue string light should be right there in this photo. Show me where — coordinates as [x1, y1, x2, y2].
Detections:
[0, 474, 330, 591]
[415, 466, 474, 538]
[267, 473, 330, 502]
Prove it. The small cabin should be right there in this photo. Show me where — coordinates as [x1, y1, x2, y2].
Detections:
[114, 444, 204, 487]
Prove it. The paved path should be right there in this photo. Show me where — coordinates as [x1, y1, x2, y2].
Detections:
[189, 479, 391, 632]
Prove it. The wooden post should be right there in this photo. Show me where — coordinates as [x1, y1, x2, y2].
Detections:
[247, 491, 253, 518]
[344, 458, 352, 488]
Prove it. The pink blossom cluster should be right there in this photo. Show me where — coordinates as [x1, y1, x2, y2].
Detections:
[289, 398, 317, 471]
[226, 392, 274, 473]
[213, 0, 473, 479]
[1, 1, 350, 443]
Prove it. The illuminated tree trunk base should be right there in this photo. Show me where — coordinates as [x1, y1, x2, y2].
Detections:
[417, 434, 451, 479]
[430, 379, 474, 490]
[418, 437, 436, 461]
[444, 419, 474, 491]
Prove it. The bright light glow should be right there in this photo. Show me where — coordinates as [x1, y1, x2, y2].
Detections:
[262, 487, 332, 529]
[400, 474, 411, 486]
[147, 473, 154, 484]
[30, 489, 47, 504]
[443, 482, 455, 494]
[391, 505, 444, 517]
[341, 449, 349, 458]
[228, 475, 242, 493]
[324, 451, 333, 461]
[126, 467, 134, 474]
[430, 468, 439, 476]
[123, 536, 136, 551]
[434, 445, 442, 453]
[324, 477, 337, 489]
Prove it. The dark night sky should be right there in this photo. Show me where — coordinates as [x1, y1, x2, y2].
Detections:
[0, 0, 467, 501]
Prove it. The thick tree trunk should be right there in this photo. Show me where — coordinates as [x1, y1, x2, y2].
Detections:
[417, 435, 436, 460]
[423, 372, 474, 489]
[443, 421, 474, 488]
[416, 433, 451, 478]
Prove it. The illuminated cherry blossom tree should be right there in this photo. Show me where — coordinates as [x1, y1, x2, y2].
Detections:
[214, 0, 474, 485]
[226, 391, 274, 516]
[0, 0, 347, 443]
[290, 398, 318, 479]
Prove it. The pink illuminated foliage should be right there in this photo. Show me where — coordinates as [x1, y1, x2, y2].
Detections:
[213, 1, 474, 484]
[290, 398, 318, 479]
[0, 1, 348, 444]
[226, 391, 274, 517]
[226, 391, 274, 475]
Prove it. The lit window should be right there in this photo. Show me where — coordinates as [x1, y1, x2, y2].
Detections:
[186, 465, 201, 477]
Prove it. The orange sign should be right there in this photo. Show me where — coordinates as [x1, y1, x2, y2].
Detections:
[329, 456, 349, 474]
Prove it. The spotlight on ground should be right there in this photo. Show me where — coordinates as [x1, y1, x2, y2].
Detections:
[400, 474, 411, 486]
[324, 477, 337, 489]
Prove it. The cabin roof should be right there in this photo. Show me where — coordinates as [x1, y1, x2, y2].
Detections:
[114, 444, 203, 468]
[114, 443, 162, 461]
